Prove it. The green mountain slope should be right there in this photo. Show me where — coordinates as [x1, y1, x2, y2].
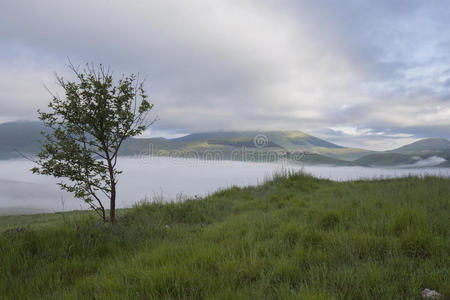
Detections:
[123, 130, 369, 162]
[354, 138, 450, 167]
[0, 121, 46, 159]
[311, 147, 373, 161]
[2, 122, 355, 165]
[1, 121, 448, 167]
[355, 153, 418, 166]
[390, 138, 450, 154]
[171, 130, 343, 151]
[121, 131, 362, 165]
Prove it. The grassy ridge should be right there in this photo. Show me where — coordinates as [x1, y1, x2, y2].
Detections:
[355, 153, 418, 166]
[1, 174, 449, 299]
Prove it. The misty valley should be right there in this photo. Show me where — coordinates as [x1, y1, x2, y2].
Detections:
[1, 157, 449, 215]
[2, 2, 450, 297]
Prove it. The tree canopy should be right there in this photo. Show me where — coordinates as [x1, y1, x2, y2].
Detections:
[32, 63, 155, 222]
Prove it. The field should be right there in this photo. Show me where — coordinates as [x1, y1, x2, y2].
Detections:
[0, 173, 449, 299]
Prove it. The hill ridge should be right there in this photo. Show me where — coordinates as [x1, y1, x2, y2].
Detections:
[0, 121, 448, 167]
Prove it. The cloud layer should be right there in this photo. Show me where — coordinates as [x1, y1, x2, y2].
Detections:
[1, 0, 449, 150]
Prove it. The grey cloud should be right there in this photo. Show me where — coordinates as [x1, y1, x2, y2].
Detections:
[0, 0, 449, 150]
[443, 78, 450, 87]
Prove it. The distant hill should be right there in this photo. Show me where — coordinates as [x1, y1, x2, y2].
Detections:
[438, 160, 450, 167]
[0, 121, 46, 159]
[0, 121, 448, 167]
[119, 130, 369, 165]
[355, 153, 418, 167]
[354, 138, 450, 167]
[170, 130, 343, 150]
[390, 138, 450, 155]
[122, 130, 371, 162]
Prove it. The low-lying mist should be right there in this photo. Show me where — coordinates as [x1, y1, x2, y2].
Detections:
[1, 157, 449, 215]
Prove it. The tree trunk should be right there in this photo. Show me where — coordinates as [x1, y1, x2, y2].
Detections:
[110, 181, 116, 222]
[106, 156, 116, 223]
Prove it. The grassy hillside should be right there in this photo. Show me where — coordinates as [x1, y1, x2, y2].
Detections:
[0, 122, 368, 164]
[121, 130, 347, 154]
[1, 121, 448, 167]
[170, 131, 343, 151]
[121, 131, 368, 165]
[438, 160, 450, 167]
[355, 152, 450, 167]
[1, 174, 448, 299]
[391, 138, 450, 154]
[311, 147, 374, 161]
[0, 121, 46, 158]
[355, 153, 418, 166]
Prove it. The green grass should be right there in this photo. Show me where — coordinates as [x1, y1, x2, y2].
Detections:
[354, 153, 417, 166]
[0, 173, 449, 299]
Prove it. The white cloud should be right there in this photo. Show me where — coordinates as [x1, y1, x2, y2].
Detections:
[0, 0, 449, 150]
[329, 126, 373, 137]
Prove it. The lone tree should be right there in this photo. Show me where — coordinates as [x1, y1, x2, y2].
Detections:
[32, 63, 154, 222]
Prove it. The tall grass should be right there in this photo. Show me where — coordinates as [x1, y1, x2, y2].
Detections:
[0, 173, 448, 299]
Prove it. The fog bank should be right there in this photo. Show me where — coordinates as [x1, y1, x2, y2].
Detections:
[1, 158, 448, 215]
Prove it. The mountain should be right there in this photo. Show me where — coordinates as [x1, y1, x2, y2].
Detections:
[355, 153, 418, 167]
[0, 121, 46, 159]
[170, 130, 342, 150]
[354, 138, 450, 167]
[390, 138, 450, 155]
[122, 130, 371, 162]
[0, 121, 448, 167]
[0, 122, 362, 165]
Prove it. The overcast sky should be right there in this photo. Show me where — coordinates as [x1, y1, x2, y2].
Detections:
[1, 0, 449, 150]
